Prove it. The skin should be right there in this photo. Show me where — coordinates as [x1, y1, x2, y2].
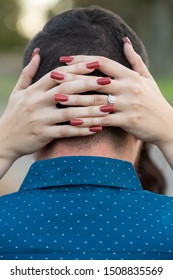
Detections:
[1, 40, 173, 183]
[0, 54, 104, 181]
[50, 41, 173, 169]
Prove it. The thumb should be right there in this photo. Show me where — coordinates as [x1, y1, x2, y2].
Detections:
[14, 49, 40, 91]
[123, 37, 151, 78]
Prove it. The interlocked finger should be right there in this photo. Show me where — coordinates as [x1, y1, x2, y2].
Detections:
[54, 94, 109, 107]
[47, 125, 100, 139]
[32, 62, 96, 91]
[48, 104, 115, 124]
[70, 112, 126, 129]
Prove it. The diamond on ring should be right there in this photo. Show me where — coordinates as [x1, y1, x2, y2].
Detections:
[108, 94, 116, 104]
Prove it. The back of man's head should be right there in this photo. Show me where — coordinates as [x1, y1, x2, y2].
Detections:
[23, 6, 148, 155]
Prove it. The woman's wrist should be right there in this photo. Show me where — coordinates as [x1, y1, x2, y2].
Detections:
[0, 137, 19, 180]
[0, 121, 20, 164]
[156, 108, 173, 148]
[157, 140, 173, 170]
[154, 107, 173, 169]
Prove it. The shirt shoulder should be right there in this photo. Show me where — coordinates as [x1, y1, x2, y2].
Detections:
[135, 189, 173, 213]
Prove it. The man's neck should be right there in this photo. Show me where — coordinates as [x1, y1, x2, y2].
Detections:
[35, 135, 141, 165]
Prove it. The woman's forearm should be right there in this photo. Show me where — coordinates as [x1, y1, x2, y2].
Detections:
[0, 157, 15, 180]
[158, 140, 173, 170]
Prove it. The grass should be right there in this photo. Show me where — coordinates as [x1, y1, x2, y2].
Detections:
[157, 79, 173, 104]
[1, 76, 18, 102]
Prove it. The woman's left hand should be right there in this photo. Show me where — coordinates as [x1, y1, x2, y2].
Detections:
[50, 42, 173, 148]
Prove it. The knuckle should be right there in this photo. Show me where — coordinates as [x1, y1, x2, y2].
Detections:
[128, 112, 141, 126]
[77, 128, 85, 137]
[54, 66, 63, 73]
[132, 71, 140, 80]
[58, 126, 69, 137]
[75, 63, 83, 73]
[68, 73, 76, 81]
[58, 83, 70, 95]
[62, 108, 73, 120]
[131, 100, 142, 111]
[72, 96, 80, 106]
[93, 95, 104, 106]
[101, 116, 111, 126]
[83, 78, 92, 88]
[31, 125, 43, 138]
[136, 53, 143, 63]
[24, 87, 34, 98]
[88, 106, 95, 116]
[128, 114, 136, 126]
[132, 84, 142, 96]
[25, 101, 36, 113]
[134, 53, 143, 66]
[99, 56, 108, 66]
[87, 118, 97, 127]
[16, 94, 25, 108]
[73, 96, 84, 106]
[21, 67, 28, 78]
[30, 114, 40, 127]
[19, 93, 34, 113]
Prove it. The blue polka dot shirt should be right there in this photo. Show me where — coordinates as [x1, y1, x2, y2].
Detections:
[0, 156, 173, 260]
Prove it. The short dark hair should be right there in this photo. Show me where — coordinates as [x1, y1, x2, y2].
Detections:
[23, 6, 148, 79]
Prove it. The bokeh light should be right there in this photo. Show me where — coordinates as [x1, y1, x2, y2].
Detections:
[17, 0, 60, 39]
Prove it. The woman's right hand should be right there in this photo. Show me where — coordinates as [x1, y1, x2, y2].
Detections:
[0, 52, 102, 179]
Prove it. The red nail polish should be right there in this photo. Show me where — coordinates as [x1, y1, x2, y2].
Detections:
[123, 37, 132, 46]
[70, 119, 83, 126]
[86, 61, 100, 69]
[60, 56, 73, 63]
[51, 72, 65, 80]
[97, 77, 111, 85]
[31, 48, 40, 59]
[55, 94, 68, 102]
[89, 126, 102, 132]
[100, 104, 115, 113]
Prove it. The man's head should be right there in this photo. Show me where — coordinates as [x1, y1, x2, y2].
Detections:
[23, 6, 148, 161]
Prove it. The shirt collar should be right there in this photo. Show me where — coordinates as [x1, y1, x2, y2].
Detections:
[19, 156, 143, 192]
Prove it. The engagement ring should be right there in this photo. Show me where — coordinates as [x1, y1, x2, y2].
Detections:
[108, 94, 116, 104]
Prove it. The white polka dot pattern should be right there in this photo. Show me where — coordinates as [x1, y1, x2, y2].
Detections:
[0, 156, 173, 260]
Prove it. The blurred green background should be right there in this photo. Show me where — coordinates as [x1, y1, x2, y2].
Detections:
[0, 0, 173, 196]
[0, 0, 173, 104]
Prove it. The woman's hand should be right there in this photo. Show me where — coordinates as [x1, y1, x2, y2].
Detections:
[0, 52, 107, 180]
[49, 40, 173, 168]
[0, 53, 40, 179]
[49, 42, 173, 147]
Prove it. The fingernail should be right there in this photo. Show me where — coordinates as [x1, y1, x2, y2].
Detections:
[97, 77, 111, 85]
[100, 104, 115, 113]
[123, 37, 132, 46]
[86, 61, 100, 69]
[31, 48, 40, 59]
[70, 119, 83, 126]
[60, 56, 73, 63]
[89, 126, 102, 132]
[51, 72, 65, 80]
[55, 94, 68, 102]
